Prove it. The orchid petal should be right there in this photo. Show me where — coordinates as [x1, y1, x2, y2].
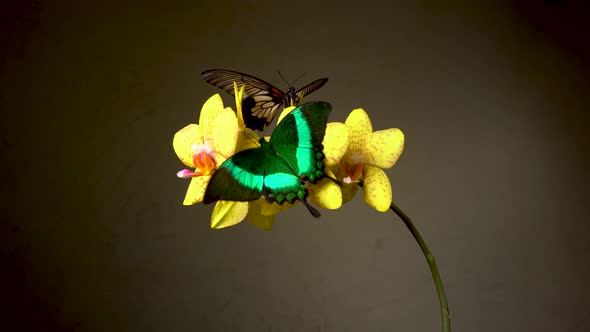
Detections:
[341, 183, 359, 205]
[236, 128, 260, 152]
[247, 199, 275, 230]
[211, 107, 238, 166]
[308, 177, 342, 209]
[344, 108, 372, 158]
[260, 200, 294, 216]
[210, 200, 249, 229]
[182, 175, 211, 205]
[199, 94, 224, 142]
[277, 106, 296, 124]
[173, 124, 202, 168]
[362, 164, 392, 212]
[366, 128, 405, 169]
[322, 122, 349, 166]
[234, 82, 245, 129]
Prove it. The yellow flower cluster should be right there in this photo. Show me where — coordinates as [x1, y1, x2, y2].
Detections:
[173, 86, 404, 230]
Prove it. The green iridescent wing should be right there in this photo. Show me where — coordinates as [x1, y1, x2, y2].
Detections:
[203, 144, 308, 205]
[203, 101, 331, 217]
[269, 101, 331, 183]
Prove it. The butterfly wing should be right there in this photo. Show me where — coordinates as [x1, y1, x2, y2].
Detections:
[241, 94, 284, 131]
[201, 69, 286, 131]
[295, 78, 328, 101]
[269, 101, 331, 183]
[201, 69, 277, 96]
[203, 145, 306, 204]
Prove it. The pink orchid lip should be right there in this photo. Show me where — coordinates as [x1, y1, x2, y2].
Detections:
[176, 169, 208, 179]
[177, 169, 195, 178]
[189, 142, 216, 175]
[176, 139, 220, 180]
[176, 169, 208, 178]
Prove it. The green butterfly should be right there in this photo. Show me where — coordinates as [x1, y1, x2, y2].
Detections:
[203, 101, 331, 217]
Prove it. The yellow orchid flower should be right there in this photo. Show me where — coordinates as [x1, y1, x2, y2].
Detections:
[182, 83, 285, 231]
[334, 108, 404, 212]
[173, 93, 248, 229]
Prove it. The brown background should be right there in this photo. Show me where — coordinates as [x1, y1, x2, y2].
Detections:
[2, 1, 589, 331]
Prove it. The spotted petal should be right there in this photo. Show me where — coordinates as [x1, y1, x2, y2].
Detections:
[210, 200, 249, 229]
[323, 122, 349, 166]
[308, 177, 342, 209]
[366, 128, 405, 169]
[199, 94, 224, 142]
[344, 108, 372, 159]
[211, 107, 238, 166]
[173, 124, 203, 168]
[362, 164, 392, 212]
[182, 175, 212, 205]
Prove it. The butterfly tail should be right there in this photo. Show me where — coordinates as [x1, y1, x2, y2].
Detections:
[301, 198, 321, 218]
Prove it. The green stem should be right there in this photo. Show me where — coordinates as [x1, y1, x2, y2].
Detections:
[358, 181, 450, 330]
[389, 201, 451, 332]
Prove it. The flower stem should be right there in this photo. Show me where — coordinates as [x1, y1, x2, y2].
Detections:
[389, 201, 451, 332]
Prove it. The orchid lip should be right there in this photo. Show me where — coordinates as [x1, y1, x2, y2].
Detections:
[190, 142, 217, 174]
[344, 162, 363, 184]
[177, 169, 209, 178]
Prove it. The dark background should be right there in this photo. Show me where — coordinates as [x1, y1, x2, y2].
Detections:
[2, 1, 589, 331]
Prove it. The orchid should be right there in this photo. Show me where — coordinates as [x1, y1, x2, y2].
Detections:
[332, 108, 405, 212]
[173, 92, 250, 228]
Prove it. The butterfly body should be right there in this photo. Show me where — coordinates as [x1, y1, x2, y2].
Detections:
[201, 69, 328, 131]
[203, 101, 331, 217]
[283, 86, 299, 105]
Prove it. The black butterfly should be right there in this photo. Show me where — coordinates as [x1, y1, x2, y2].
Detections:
[201, 69, 328, 131]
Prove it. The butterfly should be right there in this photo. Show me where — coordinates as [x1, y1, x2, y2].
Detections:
[201, 69, 328, 131]
[203, 101, 331, 218]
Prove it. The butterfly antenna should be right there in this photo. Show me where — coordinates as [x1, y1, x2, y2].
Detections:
[291, 72, 306, 87]
[301, 198, 321, 218]
[277, 70, 290, 88]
